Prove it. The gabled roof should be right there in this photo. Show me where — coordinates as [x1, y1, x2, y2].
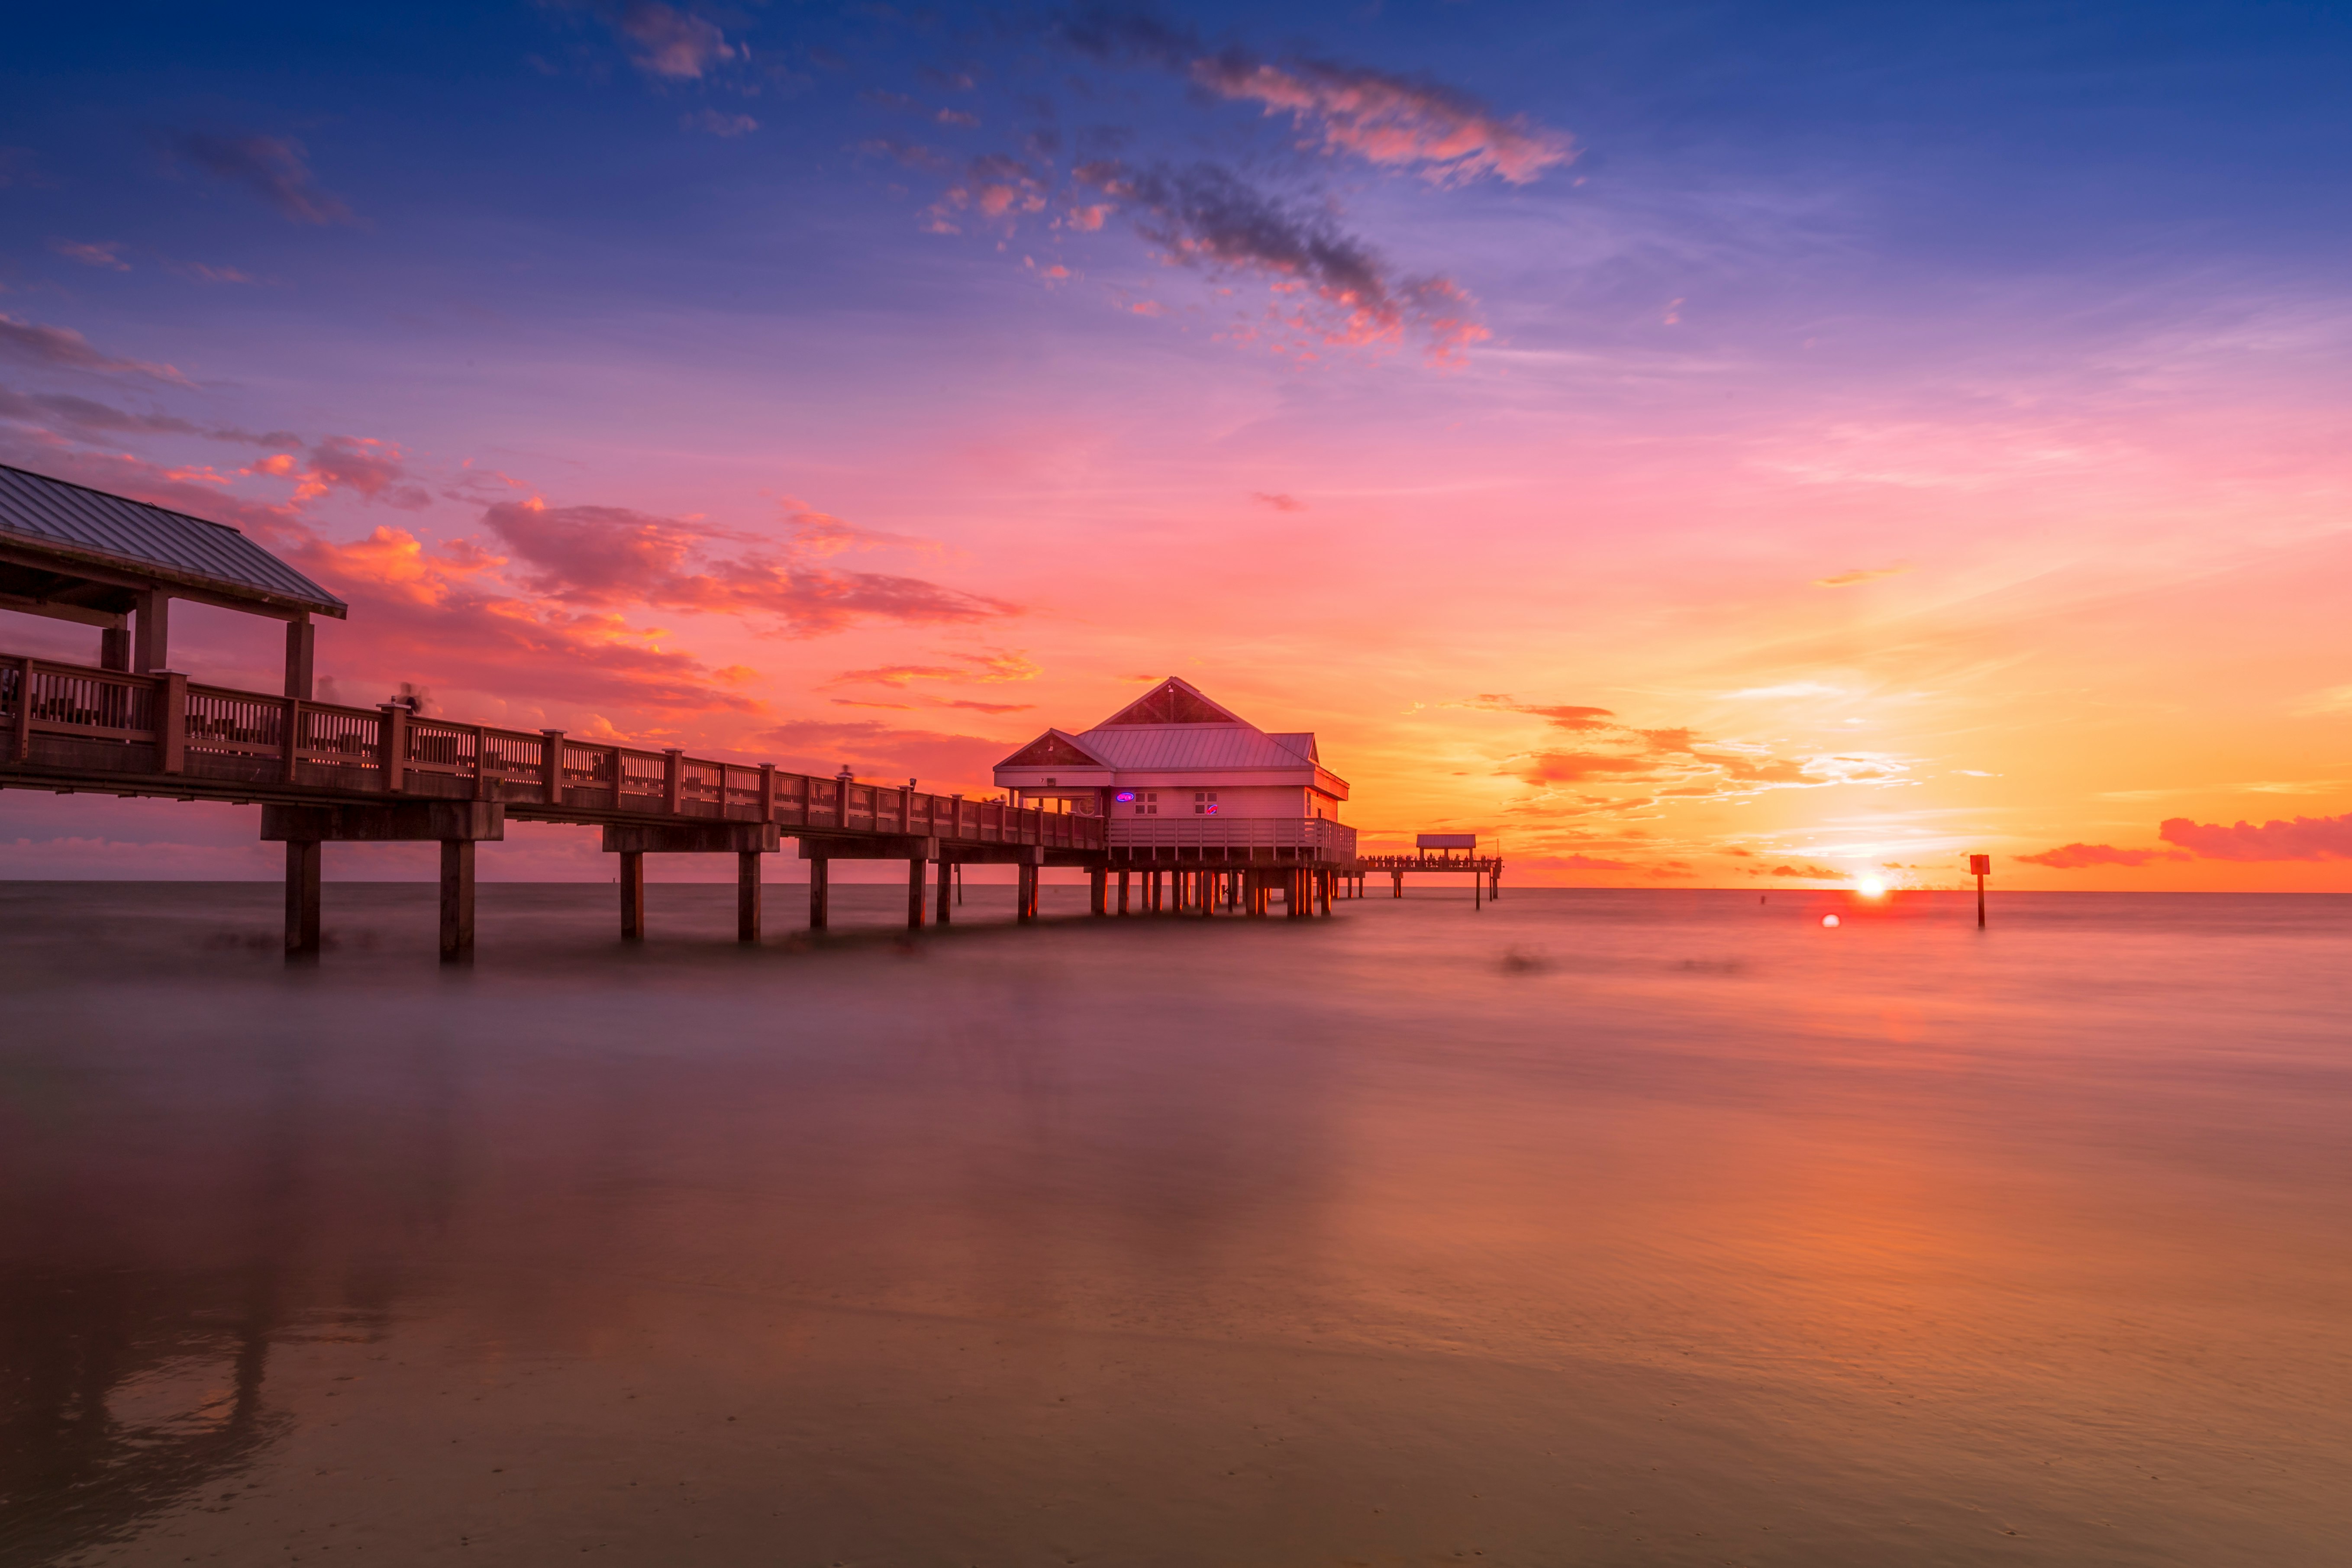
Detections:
[0, 463, 348, 618]
[995, 674, 1347, 797]
[1097, 677, 1241, 726]
[996, 728, 1115, 770]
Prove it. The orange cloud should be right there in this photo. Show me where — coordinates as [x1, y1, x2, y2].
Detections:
[2016, 842, 2187, 868]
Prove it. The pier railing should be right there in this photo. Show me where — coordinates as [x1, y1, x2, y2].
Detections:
[1108, 815, 1356, 862]
[1, 651, 1103, 850]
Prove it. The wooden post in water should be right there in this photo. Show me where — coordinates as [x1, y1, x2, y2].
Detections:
[808, 857, 829, 931]
[439, 840, 475, 964]
[1090, 866, 1107, 916]
[906, 854, 926, 930]
[1970, 854, 1991, 929]
[938, 855, 955, 925]
[285, 840, 321, 958]
[738, 851, 762, 943]
[619, 850, 645, 939]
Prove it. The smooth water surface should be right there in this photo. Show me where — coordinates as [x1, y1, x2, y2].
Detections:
[3, 883, 2349, 1566]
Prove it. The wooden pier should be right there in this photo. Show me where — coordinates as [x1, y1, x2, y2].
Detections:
[0, 462, 1360, 962]
[1, 648, 1109, 960]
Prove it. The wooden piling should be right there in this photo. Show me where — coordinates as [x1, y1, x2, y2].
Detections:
[284, 840, 321, 958]
[808, 857, 830, 931]
[439, 839, 474, 964]
[907, 855, 927, 929]
[938, 856, 955, 925]
[738, 850, 761, 943]
[620, 850, 645, 939]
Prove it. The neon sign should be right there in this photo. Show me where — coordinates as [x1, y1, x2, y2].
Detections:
[1115, 790, 1136, 803]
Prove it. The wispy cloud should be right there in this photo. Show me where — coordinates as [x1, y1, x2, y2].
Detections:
[2015, 842, 2187, 868]
[683, 109, 758, 137]
[481, 498, 1016, 636]
[1190, 52, 1575, 186]
[1252, 491, 1305, 511]
[0, 315, 191, 384]
[1058, 7, 1574, 186]
[1461, 692, 1914, 811]
[2160, 813, 2352, 862]
[832, 651, 1039, 687]
[166, 132, 356, 226]
[1814, 565, 1910, 587]
[49, 239, 129, 271]
[1079, 160, 1488, 361]
[611, 1, 736, 79]
[0, 387, 296, 446]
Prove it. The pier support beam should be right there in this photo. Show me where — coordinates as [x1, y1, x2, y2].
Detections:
[440, 840, 475, 964]
[1016, 862, 1039, 923]
[937, 856, 955, 926]
[907, 854, 927, 930]
[284, 840, 321, 959]
[620, 851, 645, 940]
[600, 822, 778, 942]
[739, 851, 762, 943]
[808, 858, 829, 930]
[262, 801, 503, 965]
[1117, 869, 1130, 916]
[1090, 867, 1107, 916]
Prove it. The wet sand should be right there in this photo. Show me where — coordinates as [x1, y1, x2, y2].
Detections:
[3, 883, 2349, 1565]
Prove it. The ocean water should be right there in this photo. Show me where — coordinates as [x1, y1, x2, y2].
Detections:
[2, 882, 2349, 1567]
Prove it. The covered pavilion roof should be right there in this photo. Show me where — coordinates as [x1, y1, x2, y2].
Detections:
[0, 463, 347, 625]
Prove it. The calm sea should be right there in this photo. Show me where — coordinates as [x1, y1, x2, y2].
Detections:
[3, 883, 2348, 1566]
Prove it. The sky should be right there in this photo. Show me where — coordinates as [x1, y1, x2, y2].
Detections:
[2, 0, 2349, 887]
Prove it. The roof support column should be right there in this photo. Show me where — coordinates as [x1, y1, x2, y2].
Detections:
[284, 615, 314, 700]
[132, 590, 170, 674]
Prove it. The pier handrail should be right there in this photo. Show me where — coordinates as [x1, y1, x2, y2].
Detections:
[0, 649, 1103, 851]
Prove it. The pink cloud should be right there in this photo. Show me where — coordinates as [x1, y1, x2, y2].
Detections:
[481, 499, 1015, 634]
[1191, 55, 1576, 186]
[2159, 813, 2352, 861]
[613, 1, 735, 79]
[2016, 842, 2187, 868]
[294, 435, 430, 507]
[290, 524, 758, 716]
[50, 239, 129, 271]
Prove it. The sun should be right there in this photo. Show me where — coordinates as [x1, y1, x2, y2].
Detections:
[1855, 874, 1887, 898]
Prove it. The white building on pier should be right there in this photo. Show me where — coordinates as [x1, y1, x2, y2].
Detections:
[993, 677, 1354, 865]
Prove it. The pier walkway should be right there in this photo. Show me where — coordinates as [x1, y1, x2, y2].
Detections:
[1, 648, 1103, 959]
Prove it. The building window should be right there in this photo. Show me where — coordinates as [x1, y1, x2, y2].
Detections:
[1193, 790, 1218, 814]
[1135, 790, 1158, 816]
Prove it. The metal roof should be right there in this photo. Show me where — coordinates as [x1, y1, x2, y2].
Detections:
[0, 464, 347, 618]
[1070, 724, 1318, 772]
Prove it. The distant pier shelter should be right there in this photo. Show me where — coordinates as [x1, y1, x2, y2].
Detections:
[1355, 834, 1505, 901]
[994, 678, 1355, 918]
